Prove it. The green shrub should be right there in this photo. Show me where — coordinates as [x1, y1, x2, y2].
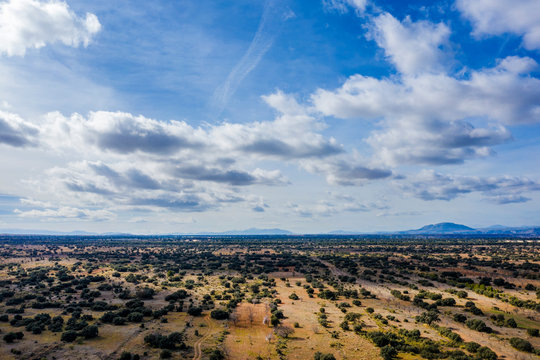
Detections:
[61, 330, 78, 342]
[509, 337, 534, 352]
[210, 309, 229, 320]
[380, 345, 397, 360]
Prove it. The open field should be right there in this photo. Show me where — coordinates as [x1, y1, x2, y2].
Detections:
[0, 235, 539, 360]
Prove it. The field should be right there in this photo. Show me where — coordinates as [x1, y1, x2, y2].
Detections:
[0, 235, 539, 360]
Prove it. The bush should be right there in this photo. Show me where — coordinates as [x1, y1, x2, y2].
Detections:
[319, 290, 337, 300]
[210, 309, 229, 320]
[380, 345, 397, 360]
[136, 287, 155, 300]
[464, 342, 480, 353]
[119, 352, 132, 360]
[3, 332, 23, 343]
[453, 313, 467, 323]
[505, 318, 517, 328]
[128, 312, 144, 322]
[289, 293, 299, 300]
[368, 331, 391, 347]
[466, 319, 492, 333]
[187, 306, 202, 316]
[80, 325, 99, 339]
[314, 352, 336, 360]
[160, 350, 172, 359]
[509, 337, 534, 352]
[416, 310, 439, 325]
[61, 330, 78, 342]
[144, 332, 184, 350]
[476, 346, 498, 360]
[209, 349, 225, 360]
[526, 328, 539, 337]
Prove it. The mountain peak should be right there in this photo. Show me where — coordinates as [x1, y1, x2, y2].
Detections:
[411, 222, 475, 234]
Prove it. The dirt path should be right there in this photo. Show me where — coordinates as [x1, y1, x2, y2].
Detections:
[192, 316, 212, 360]
[105, 328, 142, 360]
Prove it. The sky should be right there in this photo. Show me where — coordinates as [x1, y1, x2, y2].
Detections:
[0, 0, 539, 234]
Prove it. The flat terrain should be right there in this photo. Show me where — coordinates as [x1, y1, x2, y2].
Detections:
[0, 235, 538, 360]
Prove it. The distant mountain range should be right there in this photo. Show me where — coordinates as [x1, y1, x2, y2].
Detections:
[395, 222, 540, 236]
[330, 222, 540, 236]
[0, 223, 539, 236]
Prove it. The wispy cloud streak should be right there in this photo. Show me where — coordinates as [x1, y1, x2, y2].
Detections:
[210, 0, 292, 117]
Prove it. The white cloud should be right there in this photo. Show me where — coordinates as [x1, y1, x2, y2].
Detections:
[457, 0, 540, 51]
[302, 156, 392, 185]
[7, 91, 385, 219]
[401, 170, 540, 203]
[367, 13, 451, 75]
[312, 13, 540, 166]
[0, 110, 39, 147]
[322, 0, 367, 13]
[14, 206, 113, 221]
[312, 54, 539, 165]
[40, 91, 343, 161]
[0, 0, 101, 57]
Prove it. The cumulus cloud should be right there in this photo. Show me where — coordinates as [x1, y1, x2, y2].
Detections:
[37, 160, 249, 213]
[42, 92, 342, 160]
[311, 13, 540, 166]
[367, 13, 451, 75]
[401, 170, 540, 203]
[312, 12, 540, 166]
[302, 157, 392, 185]
[0, 0, 101, 57]
[457, 0, 540, 51]
[0, 110, 39, 147]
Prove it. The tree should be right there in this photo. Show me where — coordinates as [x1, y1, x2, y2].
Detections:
[61, 330, 78, 342]
[210, 309, 229, 320]
[187, 306, 202, 316]
[274, 325, 294, 338]
[80, 325, 99, 339]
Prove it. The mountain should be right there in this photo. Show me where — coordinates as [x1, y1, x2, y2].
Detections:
[399, 223, 540, 236]
[409, 222, 475, 234]
[477, 226, 540, 236]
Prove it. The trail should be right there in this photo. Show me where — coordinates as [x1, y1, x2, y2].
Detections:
[192, 316, 212, 360]
[105, 328, 142, 360]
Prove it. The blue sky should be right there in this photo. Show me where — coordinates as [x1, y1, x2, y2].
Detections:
[0, 0, 539, 233]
